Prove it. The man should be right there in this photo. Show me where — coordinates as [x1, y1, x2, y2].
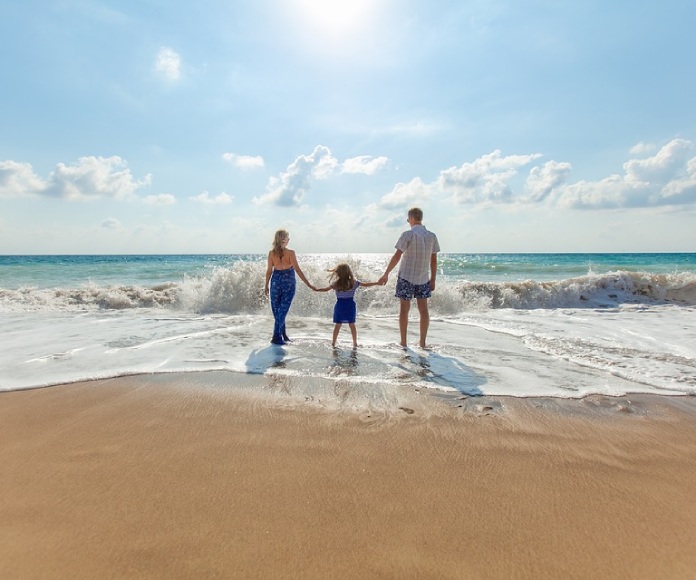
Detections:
[378, 207, 440, 348]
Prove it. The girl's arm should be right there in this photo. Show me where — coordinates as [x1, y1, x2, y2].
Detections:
[314, 286, 333, 292]
[264, 252, 273, 296]
[359, 280, 381, 288]
[289, 250, 315, 290]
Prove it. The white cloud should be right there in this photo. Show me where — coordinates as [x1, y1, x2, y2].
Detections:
[253, 145, 388, 207]
[190, 191, 234, 205]
[222, 153, 265, 169]
[253, 146, 389, 207]
[385, 214, 408, 228]
[342, 155, 388, 175]
[47, 156, 151, 201]
[662, 156, 696, 200]
[154, 47, 181, 81]
[629, 141, 657, 156]
[253, 145, 338, 206]
[624, 138, 692, 184]
[310, 145, 340, 179]
[373, 149, 544, 212]
[374, 177, 432, 211]
[557, 176, 646, 209]
[438, 150, 543, 203]
[370, 141, 696, 213]
[558, 139, 696, 209]
[143, 193, 177, 206]
[0, 156, 151, 201]
[525, 160, 572, 203]
[0, 160, 46, 196]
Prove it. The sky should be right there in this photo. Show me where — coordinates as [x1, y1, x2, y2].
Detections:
[1, 0, 695, 255]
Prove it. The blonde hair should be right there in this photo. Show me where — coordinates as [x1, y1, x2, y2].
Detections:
[272, 229, 289, 258]
[328, 263, 355, 292]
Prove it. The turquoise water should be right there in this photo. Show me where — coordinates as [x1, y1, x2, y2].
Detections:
[0, 254, 254, 289]
[438, 253, 696, 281]
[2, 253, 696, 396]
[2, 253, 695, 289]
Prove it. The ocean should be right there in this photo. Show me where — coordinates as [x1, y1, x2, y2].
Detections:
[1, 253, 695, 401]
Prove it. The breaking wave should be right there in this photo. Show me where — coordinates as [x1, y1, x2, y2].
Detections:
[2, 260, 695, 314]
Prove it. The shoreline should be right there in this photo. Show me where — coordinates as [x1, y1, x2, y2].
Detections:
[2, 372, 696, 579]
[4, 367, 696, 415]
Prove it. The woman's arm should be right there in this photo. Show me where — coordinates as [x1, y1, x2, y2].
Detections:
[264, 252, 273, 296]
[289, 250, 315, 290]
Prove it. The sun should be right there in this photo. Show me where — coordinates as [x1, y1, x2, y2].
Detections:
[280, 0, 389, 60]
[292, 0, 377, 38]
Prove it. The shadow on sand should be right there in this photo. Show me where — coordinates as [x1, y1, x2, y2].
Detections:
[244, 344, 288, 374]
[398, 349, 486, 396]
[244, 343, 486, 398]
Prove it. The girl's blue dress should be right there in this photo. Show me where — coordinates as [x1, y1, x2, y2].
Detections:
[333, 281, 361, 324]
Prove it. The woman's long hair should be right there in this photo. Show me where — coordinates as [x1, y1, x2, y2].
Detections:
[272, 229, 289, 259]
[329, 263, 355, 292]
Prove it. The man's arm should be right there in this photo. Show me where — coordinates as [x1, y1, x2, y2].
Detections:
[378, 250, 403, 285]
[430, 253, 437, 292]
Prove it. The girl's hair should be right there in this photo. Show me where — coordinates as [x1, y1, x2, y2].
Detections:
[329, 263, 355, 292]
[272, 229, 289, 258]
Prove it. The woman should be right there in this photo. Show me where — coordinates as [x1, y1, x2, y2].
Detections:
[264, 229, 314, 345]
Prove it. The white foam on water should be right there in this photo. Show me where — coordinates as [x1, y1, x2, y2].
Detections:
[2, 303, 695, 399]
[2, 256, 696, 400]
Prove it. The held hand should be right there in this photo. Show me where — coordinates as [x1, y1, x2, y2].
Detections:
[378, 274, 388, 285]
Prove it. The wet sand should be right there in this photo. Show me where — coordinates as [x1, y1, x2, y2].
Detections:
[2, 372, 696, 579]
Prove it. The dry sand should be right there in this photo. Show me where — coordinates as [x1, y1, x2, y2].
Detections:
[2, 372, 696, 579]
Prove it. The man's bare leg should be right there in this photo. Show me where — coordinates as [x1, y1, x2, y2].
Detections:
[416, 298, 430, 348]
[399, 299, 410, 347]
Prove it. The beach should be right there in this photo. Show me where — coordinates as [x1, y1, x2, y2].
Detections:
[2, 254, 696, 578]
[2, 372, 696, 579]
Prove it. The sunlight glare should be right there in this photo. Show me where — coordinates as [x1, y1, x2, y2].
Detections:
[293, 0, 376, 37]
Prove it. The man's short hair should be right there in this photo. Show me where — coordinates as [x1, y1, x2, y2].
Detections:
[408, 207, 423, 221]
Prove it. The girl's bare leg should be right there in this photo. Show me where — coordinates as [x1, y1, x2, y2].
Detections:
[332, 323, 341, 347]
[349, 323, 357, 348]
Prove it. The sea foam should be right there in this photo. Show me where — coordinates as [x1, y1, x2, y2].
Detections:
[2, 256, 696, 398]
[2, 263, 695, 314]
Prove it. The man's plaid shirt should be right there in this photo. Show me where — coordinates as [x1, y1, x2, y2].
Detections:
[395, 225, 440, 285]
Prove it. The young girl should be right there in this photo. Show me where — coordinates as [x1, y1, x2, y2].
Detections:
[314, 263, 380, 348]
[264, 229, 314, 345]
